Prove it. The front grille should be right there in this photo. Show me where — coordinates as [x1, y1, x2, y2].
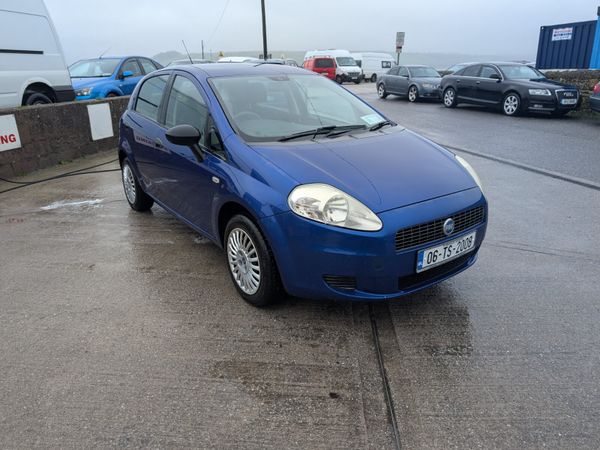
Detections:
[398, 253, 472, 290]
[395, 205, 485, 252]
[347, 72, 359, 77]
[556, 89, 579, 102]
[323, 275, 357, 291]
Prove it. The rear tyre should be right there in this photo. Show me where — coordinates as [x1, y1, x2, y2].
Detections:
[25, 92, 52, 106]
[106, 92, 119, 98]
[370, 74, 377, 83]
[443, 87, 457, 108]
[225, 215, 283, 307]
[408, 85, 419, 102]
[121, 159, 154, 211]
[377, 83, 388, 99]
[503, 93, 521, 116]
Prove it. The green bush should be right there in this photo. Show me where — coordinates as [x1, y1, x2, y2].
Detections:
[543, 70, 600, 113]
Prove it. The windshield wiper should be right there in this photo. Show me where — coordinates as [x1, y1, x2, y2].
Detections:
[278, 125, 366, 142]
[369, 120, 395, 132]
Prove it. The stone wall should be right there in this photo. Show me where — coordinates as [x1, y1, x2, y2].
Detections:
[0, 97, 129, 178]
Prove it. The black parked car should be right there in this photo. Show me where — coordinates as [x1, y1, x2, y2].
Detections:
[440, 62, 581, 116]
[377, 65, 442, 102]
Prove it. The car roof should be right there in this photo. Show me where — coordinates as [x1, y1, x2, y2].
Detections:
[159, 62, 310, 78]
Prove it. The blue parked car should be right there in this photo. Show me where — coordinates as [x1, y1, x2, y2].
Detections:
[69, 56, 162, 100]
[118, 63, 488, 306]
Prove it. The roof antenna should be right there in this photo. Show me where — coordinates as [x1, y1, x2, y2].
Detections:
[182, 40, 193, 64]
[99, 46, 111, 59]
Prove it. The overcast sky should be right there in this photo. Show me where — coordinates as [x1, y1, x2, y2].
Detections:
[45, 0, 600, 63]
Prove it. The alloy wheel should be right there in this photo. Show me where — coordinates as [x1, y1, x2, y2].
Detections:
[378, 84, 385, 98]
[504, 95, 519, 115]
[122, 163, 137, 204]
[408, 86, 418, 102]
[227, 228, 261, 295]
[444, 89, 455, 107]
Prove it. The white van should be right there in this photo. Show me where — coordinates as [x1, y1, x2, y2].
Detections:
[351, 53, 396, 82]
[218, 56, 261, 63]
[0, 0, 74, 109]
[303, 49, 364, 84]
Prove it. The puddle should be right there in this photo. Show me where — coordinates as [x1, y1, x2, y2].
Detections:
[40, 199, 104, 211]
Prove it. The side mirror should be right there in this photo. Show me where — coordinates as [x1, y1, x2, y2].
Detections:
[166, 124, 202, 146]
[121, 70, 134, 79]
[489, 73, 501, 81]
[166, 124, 203, 160]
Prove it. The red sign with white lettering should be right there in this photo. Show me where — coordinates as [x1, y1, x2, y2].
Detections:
[0, 115, 21, 152]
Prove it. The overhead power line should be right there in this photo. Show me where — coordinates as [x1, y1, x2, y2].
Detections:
[206, 0, 233, 45]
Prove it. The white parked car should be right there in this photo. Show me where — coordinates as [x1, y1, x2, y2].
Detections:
[303, 49, 364, 84]
[351, 52, 396, 82]
[0, 0, 74, 108]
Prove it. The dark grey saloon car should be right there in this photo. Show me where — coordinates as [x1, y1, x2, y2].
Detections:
[377, 65, 442, 102]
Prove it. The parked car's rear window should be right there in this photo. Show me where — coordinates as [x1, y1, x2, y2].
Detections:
[134, 75, 169, 122]
[314, 59, 334, 68]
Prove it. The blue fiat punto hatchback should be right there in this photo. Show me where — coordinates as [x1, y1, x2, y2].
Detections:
[119, 63, 487, 306]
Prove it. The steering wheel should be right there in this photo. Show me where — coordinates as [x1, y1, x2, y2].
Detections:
[234, 111, 261, 122]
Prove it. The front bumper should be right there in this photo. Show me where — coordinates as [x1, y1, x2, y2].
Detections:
[419, 86, 441, 99]
[261, 188, 487, 301]
[525, 92, 580, 113]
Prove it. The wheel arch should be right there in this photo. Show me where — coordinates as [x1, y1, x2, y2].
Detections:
[22, 82, 57, 105]
[217, 201, 263, 247]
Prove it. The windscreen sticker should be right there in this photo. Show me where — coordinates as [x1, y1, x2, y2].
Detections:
[360, 114, 384, 126]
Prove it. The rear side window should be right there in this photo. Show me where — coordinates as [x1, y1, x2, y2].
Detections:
[134, 75, 169, 122]
[398, 67, 409, 77]
[165, 76, 208, 132]
[139, 59, 158, 74]
[388, 67, 399, 75]
[462, 65, 481, 77]
[315, 58, 334, 68]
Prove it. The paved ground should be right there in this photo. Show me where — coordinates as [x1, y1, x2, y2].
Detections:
[1, 87, 600, 449]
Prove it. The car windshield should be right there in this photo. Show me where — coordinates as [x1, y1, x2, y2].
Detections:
[336, 57, 357, 67]
[69, 58, 120, 78]
[410, 67, 440, 78]
[210, 74, 387, 142]
[498, 64, 545, 80]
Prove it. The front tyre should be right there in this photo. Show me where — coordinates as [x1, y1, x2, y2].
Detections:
[377, 83, 388, 99]
[503, 93, 521, 116]
[335, 75, 343, 84]
[225, 215, 283, 307]
[408, 85, 419, 102]
[443, 87, 457, 108]
[121, 159, 154, 211]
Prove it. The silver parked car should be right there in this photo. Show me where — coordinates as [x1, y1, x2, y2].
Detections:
[377, 65, 442, 102]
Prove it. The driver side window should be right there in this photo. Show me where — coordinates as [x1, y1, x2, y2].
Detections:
[480, 66, 500, 79]
[165, 76, 208, 133]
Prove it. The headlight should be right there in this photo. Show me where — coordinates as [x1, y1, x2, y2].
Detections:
[288, 183, 382, 231]
[528, 88, 551, 96]
[75, 87, 93, 96]
[455, 155, 483, 192]
[421, 83, 437, 89]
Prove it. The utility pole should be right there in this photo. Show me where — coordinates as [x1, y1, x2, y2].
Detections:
[201, 40, 205, 59]
[261, 0, 268, 60]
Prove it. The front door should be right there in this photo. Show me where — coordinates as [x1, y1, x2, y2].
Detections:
[476, 65, 504, 105]
[118, 58, 144, 95]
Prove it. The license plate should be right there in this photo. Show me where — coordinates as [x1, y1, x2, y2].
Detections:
[416, 231, 477, 273]
[561, 99, 577, 105]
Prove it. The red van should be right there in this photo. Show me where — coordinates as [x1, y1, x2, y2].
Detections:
[303, 57, 336, 80]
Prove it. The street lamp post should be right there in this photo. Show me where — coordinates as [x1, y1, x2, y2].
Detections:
[261, 0, 268, 60]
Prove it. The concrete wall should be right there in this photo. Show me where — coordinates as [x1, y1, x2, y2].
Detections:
[0, 97, 129, 178]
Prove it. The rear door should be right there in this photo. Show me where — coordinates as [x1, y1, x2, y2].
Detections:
[455, 64, 481, 102]
[384, 66, 400, 93]
[127, 74, 171, 200]
[118, 58, 144, 95]
[314, 58, 335, 79]
[395, 66, 410, 95]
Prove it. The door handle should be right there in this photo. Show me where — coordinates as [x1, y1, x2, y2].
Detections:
[457, 80, 461, 83]
[154, 138, 164, 149]
[476, 81, 481, 85]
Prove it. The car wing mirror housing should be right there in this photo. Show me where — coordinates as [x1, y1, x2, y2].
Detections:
[166, 125, 204, 161]
[121, 70, 134, 79]
[490, 73, 501, 81]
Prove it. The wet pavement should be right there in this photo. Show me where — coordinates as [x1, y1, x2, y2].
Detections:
[1, 89, 600, 449]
